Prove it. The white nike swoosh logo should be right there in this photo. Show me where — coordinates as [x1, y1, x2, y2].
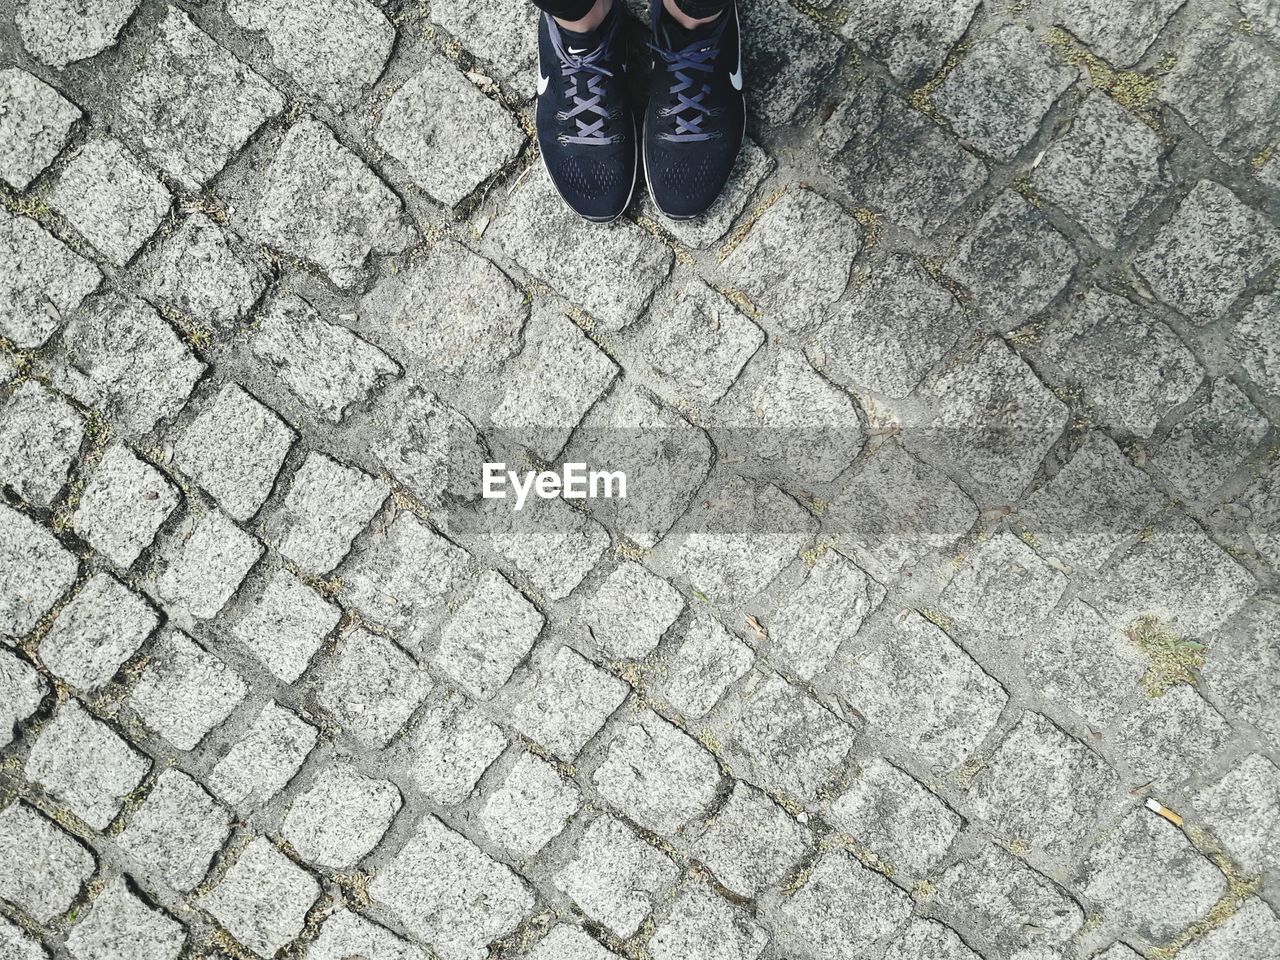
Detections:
[730, 56, 743, 91]
[538, 72, 550, 96]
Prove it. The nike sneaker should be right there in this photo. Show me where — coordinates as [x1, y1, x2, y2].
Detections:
[644, 0, 746, 221]
[536, 4, 638, 223]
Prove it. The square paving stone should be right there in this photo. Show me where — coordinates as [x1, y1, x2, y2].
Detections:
[828, 755, 961, 877]
[436, 570, 543, 699]
[1160, 17, 1280, 164]
[1235, 289, 1280, 399]
[129, 629, 247, 750]
[1148, 378, 1268, 502]
[933, 845, 1083, 954]
[947, 191, 1078, 331]
[764, 850, 912, 960]
[477, 751, 581, 858]
[814, 252, 967, 398]
[883, 918, 981, 960]
[656, 615, 754, 718]
[484, 493, 610, 601]
[504, 645, 629, 761]
[65, 877, 184, 960]
[229, 569, 339, 683]
[113, 7, 283, 188]
[263, 452, 387, 574]
[228, 0, 393, 103]
[634, 279, 764, 409]
[934, 25, 1078, 160]
[116, 769, 231, 891]
[26, 700, 149, 829]
[667, 475, 816, 606]
[309, 910, 426, 960]
[199, 837, 320, 958]
[0, 210, 101, 349]
[1176, 898, 1280, 960]
[151, 507, 262, 621]
[0, 649, 46, 748]
[1134, 180, 1280, 323]
[1202, 601, 1280, 745]
[827, 439, 977, 577]
[1058, 0, 1183, 67]
[252, 293, 400, 424]
[576, 562, 682, 661]
[0, 68, 81, 190]
[691, 781, 808, 897]
[642, 139, 775, 249]
[0, 503, 77, 639]
[820, 77, 987, 235]
[403, 691, 507, 804]
[430, 0, 538, 98]
[591, 710, 721, 835]
[939, 530, 1067, 649]
[739, 0, 846, 127]
[714, 672, 856, 802]
[39, 572, 158, 691]
[1190, 753, 1280, 877]
[357, 240, 525, 381]
[718, 188, 861, 334]
[0, 801, 94, 922]
[173, 383, 295, 522]
[713, 348, 865, 483]
[376, 53, 524, 208]
[208, 702, 317, 810]
[54, 294, 204, 437]
[256, 118, 416, 287]
[1032, 93, 1166, 248]
[0, 915, 47, 960]
[339, 513, 471, 647]
[73, 441, 179, 569]
[310, 627, 431, 748]
[1092, 513, 1255, 638]
[650, 885, 766, 960]
[1022, 598, 1146, 729]
[768, 552, 884, 681]
[15, 0, 141, 68]
[137, 214, 268, 330]
[1031, 290, 1202, 439]
[489, 176, 672, 331]
[841, 0, 979, 84]
[906, 337, 1068, 503]
[281, 762, 401, 868]
[0, 380, 84, 508]
[554, 814, 678, 939]
[837, 610, 1007, 773]
[369, 816, 533, 960]
[526, 926, 616, 960]
[968, 712, 1119, 857]
[47, 138, 170, 266]
[1078, 808, 1226, 944]
[1117, 685, 1233, 787]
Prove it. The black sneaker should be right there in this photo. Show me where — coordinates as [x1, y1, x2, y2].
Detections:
[536, 4, 637, 223]
[644, 0, 745, 221]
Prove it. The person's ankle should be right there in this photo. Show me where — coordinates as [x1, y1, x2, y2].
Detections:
[554, 0, 613, 34]
[662, 0, 721, 30]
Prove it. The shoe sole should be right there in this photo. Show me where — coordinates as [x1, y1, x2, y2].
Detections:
[536, 105, 640, 225]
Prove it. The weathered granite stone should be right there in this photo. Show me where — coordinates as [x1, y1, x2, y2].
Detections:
[0, 649, 46, 749]
[0, 504, 77, 639]
[0, 210, 101, 349]
[0, 801, 94, 922]
[65, 877, 184, 960]
[16, 0, 140, 68]
[129, 629, 247, 751]
[0, 379, 84, 508]
[198, 838, 320, 957]
[281, 763, 401, 868]
[151, 507, 262, 621]
[116, 769, 231, 891]
[657, 615, 755, 718]
[73, 441, 179, 569]
[436, 570, 543, 699]
[478, 752, 581, 858]
[311, 627, 431, 748]
[0, 68, 81, 190]
[504, 644, 629, 761]
[208, 702, 317, 810]
[39, 572, 158, 691]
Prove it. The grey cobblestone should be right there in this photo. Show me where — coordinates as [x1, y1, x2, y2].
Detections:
[207, 701, 317, 810]
[656, 615, 754, 718]
[841, 0, 979, 84]
[0, 649, 46, 749]
[280, 761, 401, 867]
[228, 568, 338, 683]
[1058, 0, 1182, 67]
[0, 503, 77, 638]
[403, 691, 507, 804]
[0, 68, 80, 191]
[116, 769, 231, 891]
[691, 781, 809, 897]
[0, 380, 84, 508]
[310, 627, 431, 748]
[1176, 898, 1280, 960]
[0, 211, 101, 349]
[198, 836, 320, 957]
[436, 569, 544, 699]
[15, 0, 139, 68]
[308, 910, 425, 960]
[649, 885, 767, 960]
[128, 629, 247, 751]
[0, 801, 94, 922]
[151, 506, 262, 621]
[39, 572, 158, 691]
[65, 877, 184, 960]
[73, 441, 179, 570]
[477, 751, 581, 858]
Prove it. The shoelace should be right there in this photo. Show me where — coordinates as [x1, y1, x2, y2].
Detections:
[650, 31, 721, 143]
[549, 27, 618, 146]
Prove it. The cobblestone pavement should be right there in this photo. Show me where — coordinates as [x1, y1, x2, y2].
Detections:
[2, 0, 1280, 958]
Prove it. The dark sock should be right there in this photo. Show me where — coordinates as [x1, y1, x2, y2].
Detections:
[559, 1, 617, 52]
[663, 6, 721, 47]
